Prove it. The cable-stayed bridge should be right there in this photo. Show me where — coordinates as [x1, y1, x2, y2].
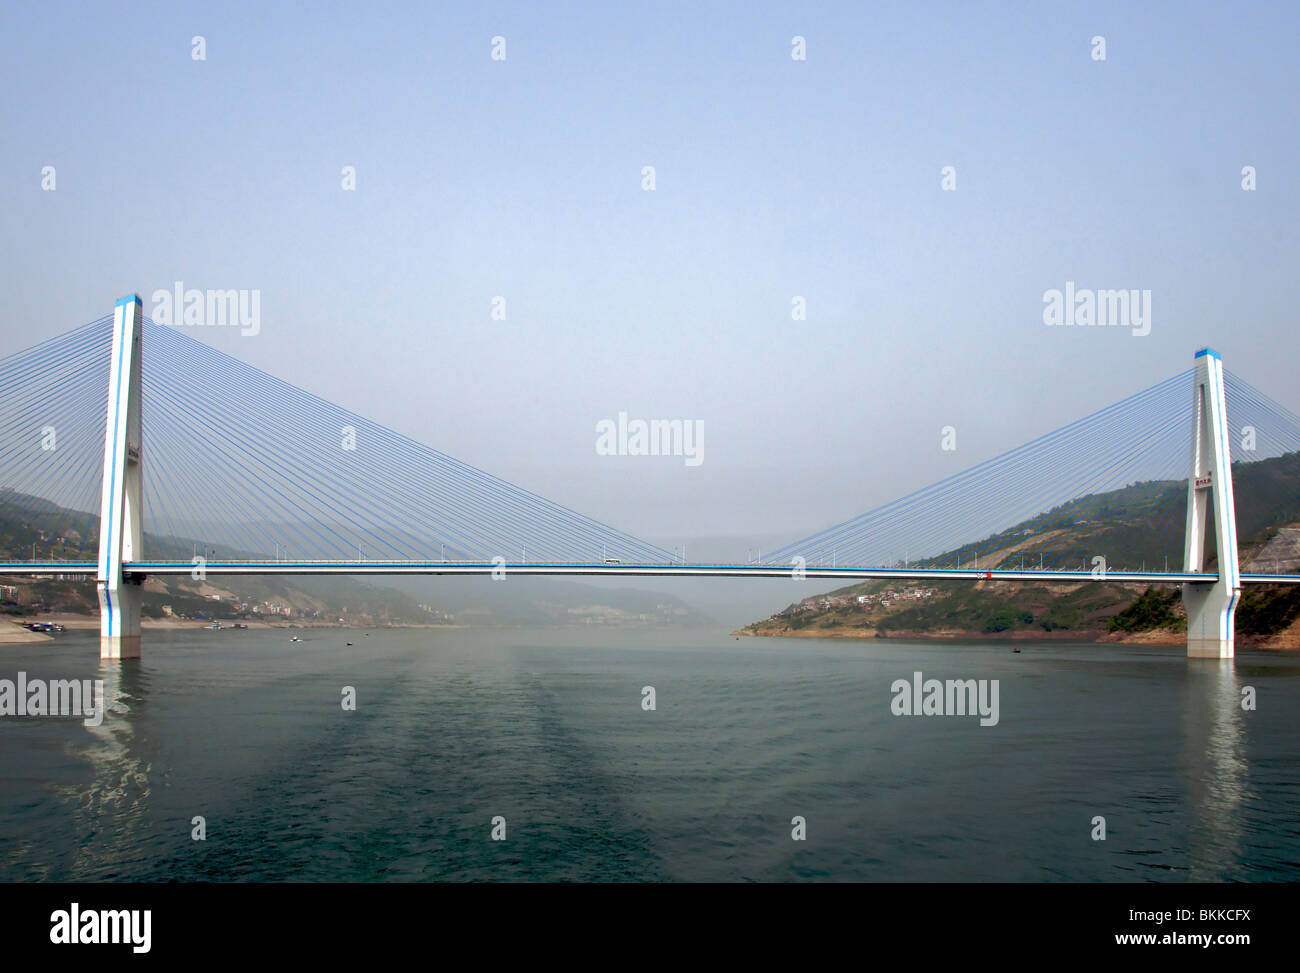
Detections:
[2, 295, 1298, 659]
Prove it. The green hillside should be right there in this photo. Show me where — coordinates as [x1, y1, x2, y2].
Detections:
[0, 487, 441, 626]
[741, 451, 1300, 645]
[912, 451, 1300, 574]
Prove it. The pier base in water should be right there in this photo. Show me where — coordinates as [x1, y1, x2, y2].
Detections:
[1184, 581, 1236, 659]
[98, 579, 141, 660]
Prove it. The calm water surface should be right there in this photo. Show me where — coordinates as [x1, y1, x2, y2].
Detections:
[1, 627, 1297, 881]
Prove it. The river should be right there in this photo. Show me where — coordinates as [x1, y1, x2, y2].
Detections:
[0, 627, 1296, 881]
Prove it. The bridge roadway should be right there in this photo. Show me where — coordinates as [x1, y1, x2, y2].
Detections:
[1, 560, 1297, 583]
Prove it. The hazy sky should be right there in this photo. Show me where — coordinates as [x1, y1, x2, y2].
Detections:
[2, 0, 1297, 590]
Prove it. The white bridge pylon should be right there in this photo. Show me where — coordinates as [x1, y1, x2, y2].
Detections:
[1182, 348, 1241, 659]
[97, 295, 144, 659]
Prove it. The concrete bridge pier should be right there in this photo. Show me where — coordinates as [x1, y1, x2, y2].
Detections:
[1181, 348, 1241, 659]
[96, 295, 145, 660]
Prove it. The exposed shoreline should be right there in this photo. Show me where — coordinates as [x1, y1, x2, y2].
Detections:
[0, 612, 700, 644]
[0, 614, 463, 643]
[732, 623, 1300, 650]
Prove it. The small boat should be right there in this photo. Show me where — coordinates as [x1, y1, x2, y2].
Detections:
[290, 636, 303, 642]
[1012, 647, 1021, 653]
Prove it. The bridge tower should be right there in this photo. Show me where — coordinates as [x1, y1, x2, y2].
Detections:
[97, 295, 145, 660]
[1182, 348, 1240, 659]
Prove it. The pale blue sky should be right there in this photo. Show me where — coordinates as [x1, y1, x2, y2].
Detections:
[2, 0, 1297, 568]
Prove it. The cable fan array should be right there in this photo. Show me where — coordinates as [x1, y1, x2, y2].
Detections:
[138, 319, 674, 564]
[763, 368, 1300, 573]
[0, 313, 1297, 575]
[0, 316, 112, 562]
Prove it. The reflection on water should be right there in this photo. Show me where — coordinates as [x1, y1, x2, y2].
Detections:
[1181, 660, 1248, 880]
[1, 629, 1297, 882]
[65, 661, 153, 877]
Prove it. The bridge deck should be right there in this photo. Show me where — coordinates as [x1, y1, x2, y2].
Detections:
[1, 560, 1297, 583]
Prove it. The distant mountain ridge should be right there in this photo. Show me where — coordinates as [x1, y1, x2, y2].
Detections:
[0, 490, 710, 629]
